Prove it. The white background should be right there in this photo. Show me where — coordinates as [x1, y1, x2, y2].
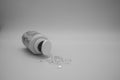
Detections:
[0, 0, 120, 80]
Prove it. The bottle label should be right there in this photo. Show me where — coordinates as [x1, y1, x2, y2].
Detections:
[22, 31, 39, 47]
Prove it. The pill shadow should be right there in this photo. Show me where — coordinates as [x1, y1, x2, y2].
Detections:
[21, 48, 49, 59]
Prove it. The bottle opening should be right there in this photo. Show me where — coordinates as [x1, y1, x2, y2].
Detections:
[37, 41, 44, 53]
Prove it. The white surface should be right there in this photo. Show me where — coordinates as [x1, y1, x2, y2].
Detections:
[0, 29, 120, 80]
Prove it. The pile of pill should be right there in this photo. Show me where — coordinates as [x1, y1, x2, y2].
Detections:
[40, 55, 72, 69]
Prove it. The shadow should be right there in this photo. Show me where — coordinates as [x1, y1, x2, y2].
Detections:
[21, 48, 49, 59]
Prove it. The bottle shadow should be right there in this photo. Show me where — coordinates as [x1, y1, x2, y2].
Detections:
[21, 47, 49, 59]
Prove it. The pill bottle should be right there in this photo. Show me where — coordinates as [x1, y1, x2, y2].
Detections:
[22, 31, 51, 57]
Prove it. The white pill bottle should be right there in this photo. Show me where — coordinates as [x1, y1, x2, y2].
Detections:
[22, 31, 51, 57]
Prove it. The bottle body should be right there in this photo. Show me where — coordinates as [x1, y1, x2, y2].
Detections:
[22, 31, 51, 57]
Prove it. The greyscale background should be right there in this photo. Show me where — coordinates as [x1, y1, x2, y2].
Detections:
[0, 0, 120, 80]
